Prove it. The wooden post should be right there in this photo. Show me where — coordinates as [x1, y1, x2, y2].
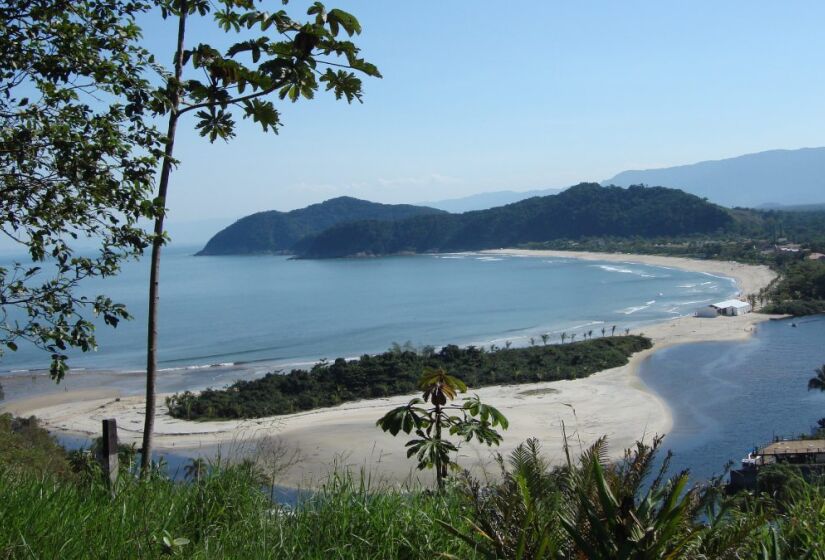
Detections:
[101, 418, 119, 488]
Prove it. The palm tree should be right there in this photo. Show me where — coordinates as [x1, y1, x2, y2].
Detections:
[587, 329, 593, 340]
[808, 365, 825, 392]
[624, 328, 630, 336]
[611, 325, 617, 336]
[540, 333, 549, 346]
[184, 457, 208, 483]
[601, 327, 606, 338]
[561, 332, 567, 344]
[571, 333, 577, 343]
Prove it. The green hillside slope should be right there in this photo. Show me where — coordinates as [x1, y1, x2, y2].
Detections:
[196, 197, 446, 255]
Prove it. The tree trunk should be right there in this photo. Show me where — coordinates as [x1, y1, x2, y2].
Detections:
[434, 402, 444, 491]
[140, 2, 188, 478]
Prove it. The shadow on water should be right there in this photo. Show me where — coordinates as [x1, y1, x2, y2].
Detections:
[639, 315, 825, 482]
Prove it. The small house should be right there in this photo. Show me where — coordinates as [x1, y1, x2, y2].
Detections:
[776, 243, 802, 253]
[710, 299, 752, 316]
[730, 439, 825, 491]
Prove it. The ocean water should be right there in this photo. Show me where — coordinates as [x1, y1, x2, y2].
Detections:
[639, 315, 825, 481]
[0, 247, 736, 380]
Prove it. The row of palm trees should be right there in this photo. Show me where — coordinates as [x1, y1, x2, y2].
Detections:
[525, 324, 632, 348]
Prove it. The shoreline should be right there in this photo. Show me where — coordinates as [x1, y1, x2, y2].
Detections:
[2, 250, 779, 488]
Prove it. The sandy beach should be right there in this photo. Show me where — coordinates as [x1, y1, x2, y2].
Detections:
[3, 250, 779, 487]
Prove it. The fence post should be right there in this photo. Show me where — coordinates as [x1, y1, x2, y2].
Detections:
[101, 418, 119, 488]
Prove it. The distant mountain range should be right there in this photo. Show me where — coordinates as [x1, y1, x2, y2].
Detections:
[196, 197, 445, 255]
[604, 147, 825, 208]
[421, 187, 563, 213]
[757, 202, 825, 212]
[293, 183, 733, 258]
[198, 147, 825, 257]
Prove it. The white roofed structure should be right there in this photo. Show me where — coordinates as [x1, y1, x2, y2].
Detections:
[710, 299, 752, 316]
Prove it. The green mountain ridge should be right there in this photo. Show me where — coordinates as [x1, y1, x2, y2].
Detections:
[293, 183, 734, 258]
[196, 196, 445, 255]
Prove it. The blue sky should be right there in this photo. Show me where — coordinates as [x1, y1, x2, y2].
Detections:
[138, 1, 825, 223]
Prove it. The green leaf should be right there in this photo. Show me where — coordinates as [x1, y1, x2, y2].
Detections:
[327, 9, 362, 36]
[376, 399, 425, 436]
[242, 99, 280, 133]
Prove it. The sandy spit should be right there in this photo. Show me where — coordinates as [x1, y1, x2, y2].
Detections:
[5, 250, 779, 488]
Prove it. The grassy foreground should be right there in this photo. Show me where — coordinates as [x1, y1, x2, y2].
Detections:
[2, 416, 825, 559]
[0, 467, 471, 559]
[2, 445, 825, 559]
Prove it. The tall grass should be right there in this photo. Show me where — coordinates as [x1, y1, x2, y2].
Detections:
[0, 466, 474, 559]
[3, 433, 825, 558]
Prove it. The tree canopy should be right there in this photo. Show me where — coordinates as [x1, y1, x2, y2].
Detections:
[0, 0, 163, 379]
[292, 184, 735, 258]
[197, 197, 444, 255]
[166, 336, 652, 420]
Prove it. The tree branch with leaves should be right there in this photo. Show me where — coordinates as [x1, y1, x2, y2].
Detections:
[0, 0, 163, 379]
[139, 0, 380, 476]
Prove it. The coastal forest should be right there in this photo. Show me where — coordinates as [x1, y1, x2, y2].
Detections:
[166, 336, 651, 419]
[196, 197, 445, 255]
[201, 183, 734, 257]
[199, 182, 825, 262]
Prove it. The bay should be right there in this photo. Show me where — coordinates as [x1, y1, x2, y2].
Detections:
[1, 247, 735, 379]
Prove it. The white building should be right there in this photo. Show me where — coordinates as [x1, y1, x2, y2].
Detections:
[695, 299, 753, 317]
[710, 299, 752, 316]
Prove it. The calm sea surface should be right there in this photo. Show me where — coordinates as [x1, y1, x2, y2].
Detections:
[0, 246, 735, 377]
[639, 315, 825, 481]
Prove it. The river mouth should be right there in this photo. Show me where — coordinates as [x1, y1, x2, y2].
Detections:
[638, 315, 825, 481]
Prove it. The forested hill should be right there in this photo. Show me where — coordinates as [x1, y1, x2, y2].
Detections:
[293, 183, 734, 258]
[196, 197, 445, 255]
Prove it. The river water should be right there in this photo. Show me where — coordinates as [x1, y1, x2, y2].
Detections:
[639, 315, 825, 481]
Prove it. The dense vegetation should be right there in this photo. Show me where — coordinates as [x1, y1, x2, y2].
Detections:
[2, 426, 824, 559]
[293, 183, 734, 258]
[521, 205, 825, 315]
[762, 259, 825, 315]
[196, 197, 445, 255]
[167, 336, 651, 420]
[0, 414, 73, 478]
